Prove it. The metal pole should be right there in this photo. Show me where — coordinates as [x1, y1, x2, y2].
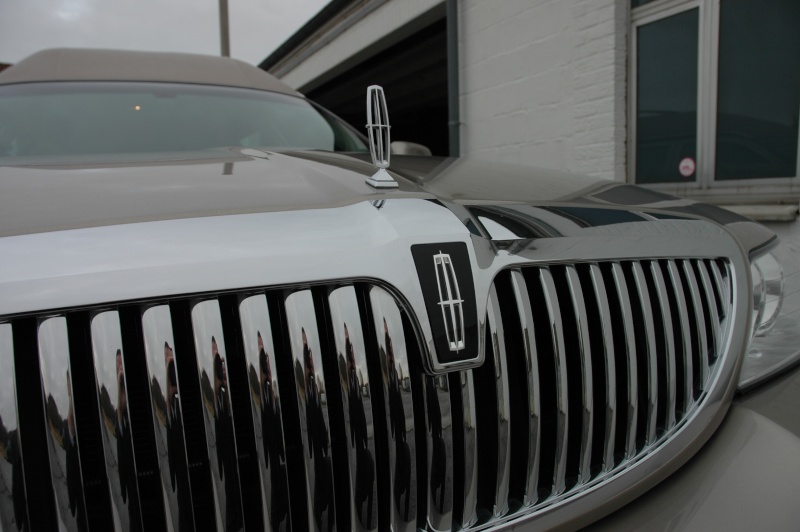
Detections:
[219, 0, 230, 57]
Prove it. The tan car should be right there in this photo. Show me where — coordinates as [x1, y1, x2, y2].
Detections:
[0, 49, 798, 531]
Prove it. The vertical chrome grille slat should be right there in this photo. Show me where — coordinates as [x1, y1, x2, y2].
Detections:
[327, 286, 380, 531]
[667, 261, 695, 412]
[682, 261, 710, 390]
[565, 267, 594, 485]
[539, 269, 569, 496]
[588, 265, 617, 473]
[610, 263, 638, 459]
[141, 304, 198, 532]
[630, 263, 659, 446]
[38, 316, 90, 532]
[90, 311, 144, 532]
[709, 260, 731, 316]
[696, 261, 721, 363]
[0, 324, 30, 532]
[285, 290, 337, 532]
[238, 294, 292, 532]
[456, 369, 479, 530]
[425, 374, 453, 530]
[368, 286, 418, 532]
[485, 284, 511, 517]
[509, 270, 541, 506]
[650, 262, 678, 430]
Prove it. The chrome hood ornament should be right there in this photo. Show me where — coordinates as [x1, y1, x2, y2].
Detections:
[365, 85, 399, 189]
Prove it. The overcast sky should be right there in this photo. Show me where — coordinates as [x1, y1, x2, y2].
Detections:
[0, 0, 328, 65]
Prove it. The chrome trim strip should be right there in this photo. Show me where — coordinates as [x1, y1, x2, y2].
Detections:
[425, 374, 454, 531]
[610, 264, 638, 459]
[458, 370, 479, 530]
[588, 265, 616, 473]
[285, 290, 336, 532]
[90, 311, 142, 531]
[539, 269, 569, 496]
[709, 260, 731, 315]
[368, 286, 417, 532]
[486, 284, 511, 517]
[327, 286, 380, 531]
[565, 267, 594, 485]
[509, 270, 540, 506]
[238, 294, 291, 531]
[696, 261, 721, 361]
[631, 262, 659, 446]
[666, 261, 694, 411]
[0, 324, 28, 532]
[682, 260, 710, 390]
[141, 305, 194, 532]
[37, 317, 88, 531]
[649, 262, 677, 430]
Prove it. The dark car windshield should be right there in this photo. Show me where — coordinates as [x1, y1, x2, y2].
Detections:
[0, 81, 368, 163]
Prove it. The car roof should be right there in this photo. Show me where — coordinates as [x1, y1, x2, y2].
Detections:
[0, 48, 301, 96]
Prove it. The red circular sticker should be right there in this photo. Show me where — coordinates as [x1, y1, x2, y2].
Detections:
[679, 157, 696, 178]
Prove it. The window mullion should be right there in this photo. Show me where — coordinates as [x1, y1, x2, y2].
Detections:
[697, 0, 718, 189]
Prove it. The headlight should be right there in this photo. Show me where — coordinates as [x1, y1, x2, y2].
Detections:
[739, 239, 800, 391]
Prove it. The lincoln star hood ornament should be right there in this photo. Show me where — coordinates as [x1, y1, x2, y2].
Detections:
[365, 85, 399, 189]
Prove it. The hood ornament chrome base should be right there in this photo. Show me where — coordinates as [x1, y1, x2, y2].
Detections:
[365, 85, 399, 189]
[366, 168, 398, 189]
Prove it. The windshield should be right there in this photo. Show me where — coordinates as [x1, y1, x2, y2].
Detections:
[0, 81, 368, 163]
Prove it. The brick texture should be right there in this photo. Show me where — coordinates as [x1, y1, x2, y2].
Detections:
[459, 0, 628, 181]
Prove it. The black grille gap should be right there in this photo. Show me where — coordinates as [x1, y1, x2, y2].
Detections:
[268, 290, 308, 531]
[355, 283, 392, 532]
[66, 311, 114, 530]
[118, 305, 167, 531]
[218, 294, 264, 531]
[312, 286, 352, 532]
[168, 300, 216, 528]
[13, 317, 57, 532]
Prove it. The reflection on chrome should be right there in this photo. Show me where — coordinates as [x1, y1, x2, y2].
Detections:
[90, 311, 141, 530]
[142, 305, 193, 532]
[667, 261, 695, 412]
[650, 262, 678, 430]
[285, 290, 335, 532]
[426, 373, 453, 531]
[369, 286, 416, 532]
[0, 324, 26, 532]
[239, 294, 290, 531]
[682, 261, 710, 389]
[458, 370, 478, 529]
[328, 286, 378, 531]
[486, 284, 510, 517]
[37, 317, 86, 532]
[631, 263, 659, 446]
[191, 300, 244, 531]
[611, 263, 639, 460]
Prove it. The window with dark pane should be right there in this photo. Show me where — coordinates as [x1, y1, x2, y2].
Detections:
[636, 9, 700, 184]
[716, 0, 800, 180]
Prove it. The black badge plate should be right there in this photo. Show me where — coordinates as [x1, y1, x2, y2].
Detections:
[411, 242, 479, 366]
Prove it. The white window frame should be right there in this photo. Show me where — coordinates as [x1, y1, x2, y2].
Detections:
[629, 0, 800, 201]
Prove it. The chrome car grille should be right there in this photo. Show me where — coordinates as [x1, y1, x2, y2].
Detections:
[0, 258, 732, 531]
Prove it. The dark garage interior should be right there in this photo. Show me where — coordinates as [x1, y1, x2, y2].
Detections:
[306, 18, 450, 156]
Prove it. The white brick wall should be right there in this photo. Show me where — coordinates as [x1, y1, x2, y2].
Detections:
[459, 0, 628, 181]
